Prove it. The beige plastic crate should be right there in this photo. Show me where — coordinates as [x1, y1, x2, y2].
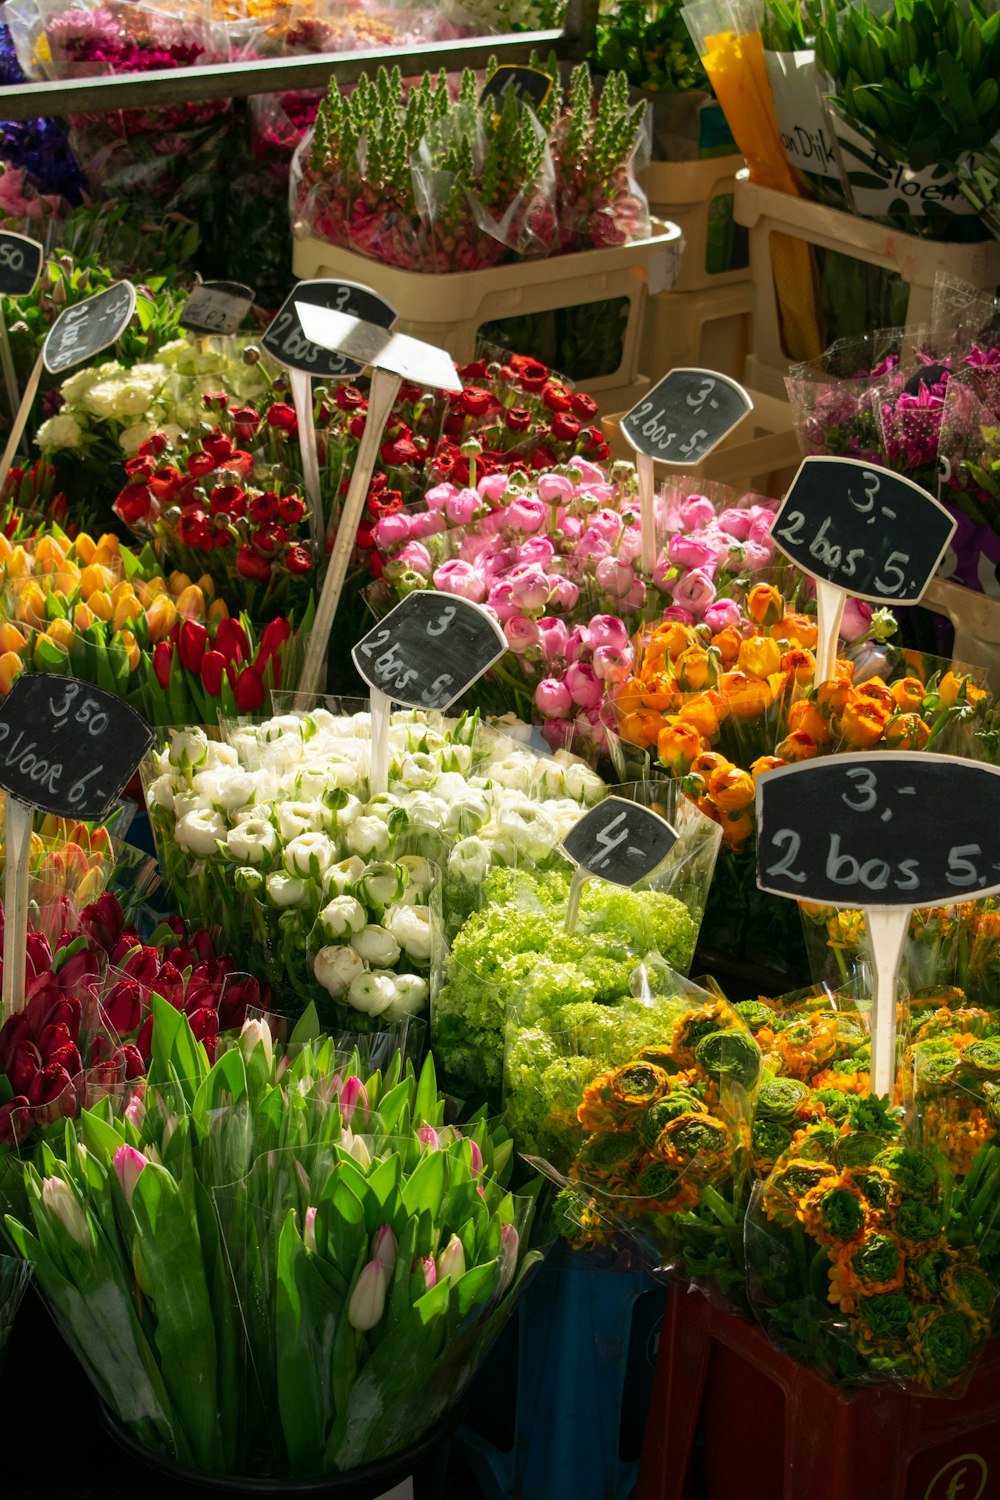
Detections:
[733, 177, 1000, 400]
[291, 221, 684, 394]
[602, 387, 801, 497]
[641, 280, 753, 384]
[640, 154, 749, 293]
[922, 575, 1000, 695]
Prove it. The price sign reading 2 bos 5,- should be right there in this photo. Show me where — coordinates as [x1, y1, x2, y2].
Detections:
[756, 752, 1000, 1096]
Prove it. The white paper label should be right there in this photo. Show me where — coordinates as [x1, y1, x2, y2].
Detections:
[764, 50, 840, 182]
[830, 109, 978, 217]
[375, 1480, 413, 1500]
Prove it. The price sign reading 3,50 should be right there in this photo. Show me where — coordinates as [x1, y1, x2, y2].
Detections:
[352, 591, 507, 711]
[756, 752, 1000, 909]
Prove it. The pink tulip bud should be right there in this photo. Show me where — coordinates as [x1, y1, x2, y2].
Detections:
[436, 1234, 466, 1282]
[339, 1076, 368, 1128]
[417, 1125, 440, 1151]
[239, 1017, 273, 1070]
[595, 556, 634, 599]
[419, 1256, 437, 1291]
[498, 1223, 519, 1294]
[113, 1145, 148, 1208]
[304, 1205, 318, 1254]
[372, 1224, 397, 1274]
[347, 1260, 388, 1331]
[469, 1139, 484, 1177]
[123, 1089, 146, 1130]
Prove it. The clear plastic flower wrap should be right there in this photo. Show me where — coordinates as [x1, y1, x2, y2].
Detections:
[784, 328, 915, 460]
[526, 981, 760, 1299]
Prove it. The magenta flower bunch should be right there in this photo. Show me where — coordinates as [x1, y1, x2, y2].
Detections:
[648, 487, 778, 627]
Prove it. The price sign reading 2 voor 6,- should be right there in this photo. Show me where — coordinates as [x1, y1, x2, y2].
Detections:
[562, 797, 678, 887]
[756, 753, 1000, 909]
[771, 456, 956, 604]
[352, 592, 507, 711]
[0, 676, 154, 821]
[620, 367, 753, 466]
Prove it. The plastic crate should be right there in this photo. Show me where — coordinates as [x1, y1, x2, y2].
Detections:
[457, 1249, 665, 1500]
[733, 177, 1000, 400]
[922, 575, 1000, 693]
[602, 387, 800, 497]
[291, 222, 684, 395]
[640, 280, 753, 385]
[638, 1281, 1000, 1500]
[640, 155, 749, 293]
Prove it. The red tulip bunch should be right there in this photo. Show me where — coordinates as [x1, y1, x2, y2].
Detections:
[146, 607, 310, 724]
[0, 890, 270, 1145]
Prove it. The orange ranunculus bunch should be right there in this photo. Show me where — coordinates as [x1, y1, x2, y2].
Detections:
[613, 583, 995, 852]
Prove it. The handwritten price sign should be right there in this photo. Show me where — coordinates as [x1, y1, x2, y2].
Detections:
[562, 797, 678, 887]
[353, 592, 506, 712]
[621, 367, 753, 467]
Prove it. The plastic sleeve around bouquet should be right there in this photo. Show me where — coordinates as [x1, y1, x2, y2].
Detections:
[745, 1124, 997, 1391]
[936, 368, 1000, 594]
[784, 327, 917, 459]
[0, 1257, 31, 1369]
[520, 984, 760, 1294]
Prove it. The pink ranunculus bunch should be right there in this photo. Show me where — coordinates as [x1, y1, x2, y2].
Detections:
[650, 488, 778, 624]
[532, 612, 634, 754]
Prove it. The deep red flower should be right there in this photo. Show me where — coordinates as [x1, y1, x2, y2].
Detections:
[201, 649, 226, 697]
[136, 1016, 154, 1063]
[178, 618, 209, 673]
[202, 432, 234, 463]
[237, 545, 272, 582]
[0, 1096, 31, 1145]
[153, 640, 173, 691]
[188, 1005, 219, 1060]
[113, 1044, 145, 1081]
[115, 481, 155, 527]
[210, 484, 247, 517]
[234, 667, 266, 712]
[9, 1040, 42, 1095]
[124, 456, 154, 480]
[249, 492, 278, 525]
[202, 392, 229, 413]
[187, 451, 217, 478]
[37, 1021, 74, 1065]
[505, 407, 532, 433]
[443, 414, 466, 439]
[256, 617, 291, 668]
[99, 981, 141, 1038]
[79, 892, 126, 954]
[349, 414, 367, 439]
[150, 465, 184, 503]
[511, 356, 548, 391]
[530, 445, 557, 470]
[285, 545, 312, 576]
[551, 413, 581, 442]
[460, 386, 492, 416]
[368, 490, 403, 518]
[277, 494, 306, 525]
[541, 381, 572, 413]
[177, 512, 214, 551]
[458, 359, 489, 380]
[335, 385, 366, 411]
[216, 617, 250, 664]
[153, 961, 186, 1010]
[231, 406, 259, 440]
[138, 432, 169, 458]
[47, 1042, 82, 1078]
[28, 1063, 75, 1117]
[266, 403, 298, 433]
[570, 392, 599, 420]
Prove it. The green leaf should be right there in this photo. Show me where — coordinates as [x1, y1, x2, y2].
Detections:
[289, 1003, 320, 1046]
[79, 1109, 126, 1167]
[401, 1147, 446, 1219]
[275, 1211, 335, 1476]
[192, 1047, 248, 1131]
[147, 991, 209, 1103]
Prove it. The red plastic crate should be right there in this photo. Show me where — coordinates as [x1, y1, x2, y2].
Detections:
[639, 1282, 1000, 1500]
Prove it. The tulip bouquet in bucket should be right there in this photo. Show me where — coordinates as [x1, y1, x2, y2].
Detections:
[3, 998, 542, 1480]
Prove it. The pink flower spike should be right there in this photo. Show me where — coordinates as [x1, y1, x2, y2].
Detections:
[417, 1125, 440, 1151]
[304, 1205, 318, 1254]
[113, 1145, 148, 1208]
[340, 1076, 369, 1128]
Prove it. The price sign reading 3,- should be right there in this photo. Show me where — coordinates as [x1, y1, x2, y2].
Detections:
[0, 676, 153, 1022]
[756, 752, 1000, 1096]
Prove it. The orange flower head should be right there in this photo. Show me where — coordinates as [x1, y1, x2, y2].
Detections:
[615, 676, 645, 715]
[938, 671, 987, 708]
[775, 730, 819, 763]
[720, 669, 773, 718]
[747, 583, 784, 627]
[71, 532, 96, 565]
[677, 694, 721, 739]
[657, 718, 705, 774]
[889, 676, 926, 713]
[739, 634, 782, 680]
[169, 570, 193, 595]
[839, 698, 890, 748]
[175, 584, 207, 621]
[856, 678, 895, 713]
[817, 678, 851, 717]
[708, 766, 756, 813]
[883, 713, 930, 750]
[146, 594, 177, 644]
[691, 750, 732, 780]
[207, 598, 230, 624]
[780, 611, 818, 649]
[619, 708, 664, 751]
[786, 697, 832, 745]
[88, 590, 113, 623]
[0, 651, 23, 694]
[750, 754, 786, 779]
[72, 602, 95, 633]
[711, 625, 743, 665]
[0, 623, 27, 655]
[117, 628, 140, 673]
[652, 620, 697, 662]
[676, 645, 715, 693]
[14, 580, 46, 630]
[722, 808, 754, 849]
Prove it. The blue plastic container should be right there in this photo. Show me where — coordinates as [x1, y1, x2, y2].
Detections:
[458, 1246, 665, 1500]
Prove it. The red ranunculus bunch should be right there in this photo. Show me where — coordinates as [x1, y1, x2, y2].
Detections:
[113, 414, 316, 622]
[147, 607, 310, 724]
[0, 890, 269, 1146]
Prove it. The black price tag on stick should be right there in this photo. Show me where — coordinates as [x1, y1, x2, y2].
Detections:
[353, 593, 506, 711]
[621, 368, 753, 466]
[180, 280, 254, 337]
[756, 752, 1000, 909]
[0, 676, 154, 821]
[263, 279, 396, 379]
[562, 797, 678, 887]
[481, 64, 553, 112]
[771, 456, 956, 604]
[43, 281, 136, 375]
[0, 232, 43, 298]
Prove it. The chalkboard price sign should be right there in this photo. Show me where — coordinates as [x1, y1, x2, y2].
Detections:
[562, 797, 678, 886]
[756, 752, 1000, 909]
[621, 367, 753, 466]
[263, 280, 396, 379]
[180, 280, 254, 337]
[480, 64, 553, 112]
[353, 592, 506, 711]
[0, 676, 154, 821]
[771, 456, 956, 604]
[0, 232, 43, 298]
[43, 281, 137, 375]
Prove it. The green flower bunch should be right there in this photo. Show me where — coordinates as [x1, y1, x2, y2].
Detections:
[594, 0, 708, 93]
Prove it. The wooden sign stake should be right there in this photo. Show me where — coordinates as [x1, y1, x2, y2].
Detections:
[866, 907, 909, 1099]
[637, 452, 657, 576]
[300, 366, 403, 697]
[814, 578, 847, 685]
[0, 353, 44, 495]
[2, 796, 33, 1021]
[0, 304, 20, 434]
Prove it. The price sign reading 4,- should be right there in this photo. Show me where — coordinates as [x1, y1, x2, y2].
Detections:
[354, 593, 506, 794]
[561, 796, 678, 932]
[771, 456, 956, 682]
[0, 676, 154, 1021]
[756, 752, 1000, 1096]
[620, 368, 753, 573]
